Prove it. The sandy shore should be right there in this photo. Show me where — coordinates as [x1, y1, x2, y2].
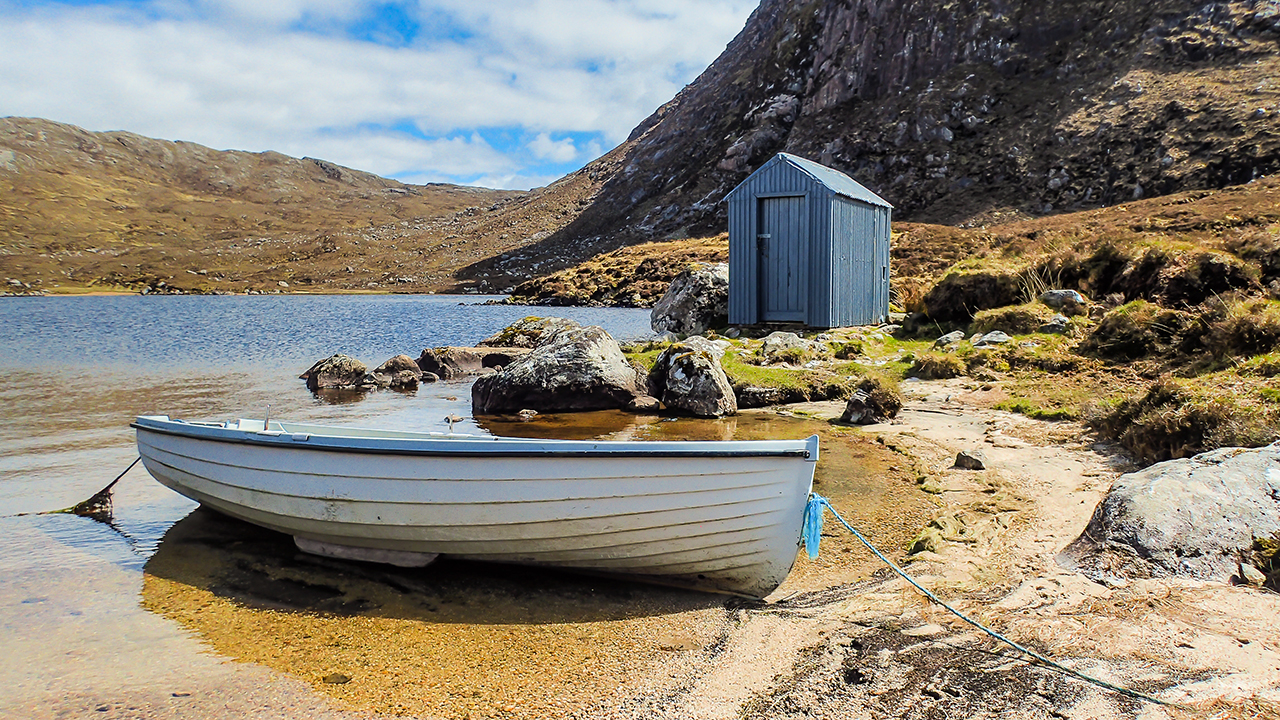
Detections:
[58, 379, 1280, 720]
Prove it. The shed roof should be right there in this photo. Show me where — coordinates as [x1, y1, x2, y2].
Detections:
[726, 152, 893, 209]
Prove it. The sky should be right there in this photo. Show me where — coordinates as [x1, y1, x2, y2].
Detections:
[0, 0, 758, 189]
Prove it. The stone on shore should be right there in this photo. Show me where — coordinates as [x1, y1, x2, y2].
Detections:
[300, 354, 368, 391]
[647, 336, 738, 417]
[954, 450, 988, 470]
[839, 377, 902, 425]
[1061, 442, 1280, 584]
[417, 347, 531, 380]
[650, 262, 729, 336]
[471, 326, 653, 414]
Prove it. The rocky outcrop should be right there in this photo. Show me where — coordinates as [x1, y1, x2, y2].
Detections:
[477, 317, 581, 348]
[647, 336, 738, 417]
[417, 347, 531, 380]
[471, 326, 653, 414]
[300, 354, 368, 391]
[650, 262, 730, 335]
[464, 0, 1280, 278]
[1061, 443, 1280, 583]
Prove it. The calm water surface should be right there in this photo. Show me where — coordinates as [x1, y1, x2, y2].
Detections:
[0, 294, 656, 716]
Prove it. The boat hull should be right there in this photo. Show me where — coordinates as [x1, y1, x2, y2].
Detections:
[134, 416, 818, 598]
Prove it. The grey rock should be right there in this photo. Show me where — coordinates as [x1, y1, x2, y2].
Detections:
[974, 331, 1012, 347]
[372, 354, 421, 388]
[954, 450, 987, 470]
[736, 386, 789, 408]
[300, 354, 368, 391]
[840, 391, 886, 425]
[477, 316, 581, 348]
[651, 262, 729, 335]
[1039, 314, 1071, 335]
[933, 330, 966, 348]
[1061, 443, 1280, 583]
[417, 346, 531, 380]
[759, 331, 824, 364]
[1239, 562, 1267, 586]
[648, 337, 738, 417]
[1039, 289, 1086, 310]
[471, 326, 652, 414]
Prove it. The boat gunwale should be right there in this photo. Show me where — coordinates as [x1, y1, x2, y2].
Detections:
[133, 417, 819, 461]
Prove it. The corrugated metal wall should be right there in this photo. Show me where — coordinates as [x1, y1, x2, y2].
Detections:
[728, 155, 890, 328]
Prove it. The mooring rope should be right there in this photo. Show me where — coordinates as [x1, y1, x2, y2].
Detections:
[8, 457, 141, 518]
[802, 493, 1175, 707]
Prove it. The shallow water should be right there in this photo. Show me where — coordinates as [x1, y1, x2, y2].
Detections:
[0, 295, 931, 719]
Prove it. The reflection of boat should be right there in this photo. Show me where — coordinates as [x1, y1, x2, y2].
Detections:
[133, 415, 819, 598]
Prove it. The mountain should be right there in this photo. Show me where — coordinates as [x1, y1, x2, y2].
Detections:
[464, 0, 1280, 288]
[0, 117, 520, 294]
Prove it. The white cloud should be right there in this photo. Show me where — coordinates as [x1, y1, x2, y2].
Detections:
[0, 0, 758, 188]
[528, 133, 579, 163]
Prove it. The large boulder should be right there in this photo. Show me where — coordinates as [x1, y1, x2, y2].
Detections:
[477, 316, 581, 348]
[300, 354, 368, 391]
[1061, 443, 1280, 584]
[648, 337, 738, 418]
[417, 346, 531, 380]
[471, 326, 653, 413]
[650, 262, 729, 335]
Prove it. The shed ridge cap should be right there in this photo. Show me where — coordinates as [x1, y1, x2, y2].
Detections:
[726, 152, 893, 209]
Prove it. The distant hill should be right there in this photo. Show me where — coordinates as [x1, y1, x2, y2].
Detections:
[0, 117, 519, 293]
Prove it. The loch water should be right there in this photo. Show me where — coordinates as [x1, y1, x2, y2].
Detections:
[0, 294, 655, 717]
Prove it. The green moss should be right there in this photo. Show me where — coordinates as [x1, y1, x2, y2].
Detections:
[995, 398, 1078, 421]
[721, 351, 852, 400]
[909, 352, 966, 379]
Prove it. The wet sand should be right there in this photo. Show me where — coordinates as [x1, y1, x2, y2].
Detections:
[135, 412, 935, 720]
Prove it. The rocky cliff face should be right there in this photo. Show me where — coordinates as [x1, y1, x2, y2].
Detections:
[466, 0, 1280, 287]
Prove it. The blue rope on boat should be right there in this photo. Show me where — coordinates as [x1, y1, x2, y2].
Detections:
[804, 493, 1174, 707]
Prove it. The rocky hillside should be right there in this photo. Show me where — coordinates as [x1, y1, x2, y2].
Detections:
[466, 0, 1280, 289]
[0, 117, 521, 294]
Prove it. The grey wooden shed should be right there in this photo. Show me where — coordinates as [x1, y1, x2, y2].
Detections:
[726, 153, 892, 328]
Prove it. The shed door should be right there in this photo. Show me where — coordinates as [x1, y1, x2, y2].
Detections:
[757, 195, 806, 322]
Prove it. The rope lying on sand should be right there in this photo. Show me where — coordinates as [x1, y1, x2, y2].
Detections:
[802, 493, 1175, 707]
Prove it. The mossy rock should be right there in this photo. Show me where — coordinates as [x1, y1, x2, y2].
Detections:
[971, 303, 1055, 335]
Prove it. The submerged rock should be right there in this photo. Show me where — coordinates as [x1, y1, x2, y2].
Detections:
[1062, 443, 1280, 584]
[471, 326, 653, 414]
[370, 354, 422, 389]
[417, 347, 530, 380]
[301, 354, 368, 391]
[650, 262, 729, 336]
[648, 336, 737, 417]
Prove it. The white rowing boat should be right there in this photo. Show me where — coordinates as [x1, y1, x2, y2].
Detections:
[133, 415, 819, 598]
